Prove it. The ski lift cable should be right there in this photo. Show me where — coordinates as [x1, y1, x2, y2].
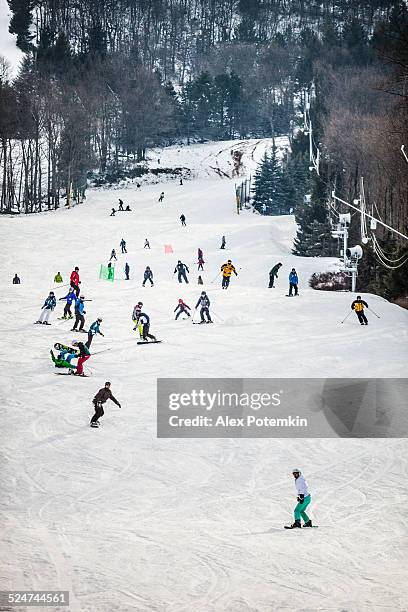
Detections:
[371, 233, 408, 264]
[371, 238, 408, 269]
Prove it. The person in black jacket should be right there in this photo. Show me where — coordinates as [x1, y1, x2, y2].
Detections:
[90, 382, 121, 427]
[12, 274, 20, 284]
[351, 296, 369, 325]
[174, 261, 189, 283]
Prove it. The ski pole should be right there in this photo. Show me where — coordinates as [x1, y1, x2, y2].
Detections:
[210, 271, 222, 284]
[340, 310, 353, 324]
[368, 307, 381, 318]
[92, 348, 112, 355]
[192, 308, 197, 323]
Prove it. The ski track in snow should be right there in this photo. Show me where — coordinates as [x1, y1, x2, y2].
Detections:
[0, 139, 408, 611]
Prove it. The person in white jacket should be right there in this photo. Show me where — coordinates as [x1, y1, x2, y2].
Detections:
[285, 469, 313, 529]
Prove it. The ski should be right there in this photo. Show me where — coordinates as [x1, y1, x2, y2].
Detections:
[192, 321, 213, 324]
[137, 340, 162, 345]
[284, 525, 318, 529]
[54, 372, 89, 377]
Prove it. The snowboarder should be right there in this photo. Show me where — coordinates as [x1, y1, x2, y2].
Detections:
[118, 199, 124, 211]
[144, 238, 150, 249]
[120, 238, 127, 254]
[221, 260, 238, 289]
[198, 275, 204, 285]
[174, 299, 191, 320]
[71, 295, 86, 332]
[132, 302, 143, 329]
[174, 261, 189, 283]
[288, 268, 299, 296]
[180, 214, 186, 226]
[12, 274, 20, 284]
[285, 469, 313, 529]
[50, 345, 77, 370]
[269, 263, 282, 288]
[72, 341, 90, 376]
[125, 262, 130, 280]
[138, 311, 157, 342]
[86, 317, 104, 348]
[142, 266, 154, 287]
[110, 208, 116, 216]
[351, 296, 369, 325]
[59, 288, 76, 319]
[35, 291, 57, 325]
[220, 235, 226, 249]
[195, 291, 212, 323]
[90, 382, 121, 427]
[70, 267, 81, 297]
[110, 249, 117, 261]
[54, 272, 63, 283]
[158, 192, 165, 203]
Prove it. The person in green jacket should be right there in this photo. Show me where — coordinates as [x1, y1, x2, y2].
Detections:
[269, 262, 282, 288]
[54, 272, 63, 283]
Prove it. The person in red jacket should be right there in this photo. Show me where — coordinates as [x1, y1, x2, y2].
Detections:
[70, 267, 81, 297]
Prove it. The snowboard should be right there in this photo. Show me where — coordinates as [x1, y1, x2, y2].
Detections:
[54, 342, 79, 354]
[137, 340, 162, 345]
[284, 525, 318, 529]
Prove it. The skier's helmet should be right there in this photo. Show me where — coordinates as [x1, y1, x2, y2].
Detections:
[357, 295, 361, 299]
[292, 469, 301, 475]
[50, 291, 54, 295]
[105, 381, 111, 387]
[201, 291, 206, 295]
[80, 295, 85, 300]
[72, 341, 78, 346]
[97, 317, 102, 322]
[178, 299, 183, 304]
[75, 267, 79, 271]
[228, 260, 232, 263]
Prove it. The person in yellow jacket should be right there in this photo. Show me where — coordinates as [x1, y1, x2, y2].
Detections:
[221, 260, 238, 289]
[54, 272, 63, 283]
[351, 295, 369, 325]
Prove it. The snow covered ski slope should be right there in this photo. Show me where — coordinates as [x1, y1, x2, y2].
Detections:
[1, 139, 407, 611]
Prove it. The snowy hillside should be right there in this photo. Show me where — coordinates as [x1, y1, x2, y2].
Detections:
[1, 139, 407, 611]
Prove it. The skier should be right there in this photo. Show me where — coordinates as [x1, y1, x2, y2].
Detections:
[180, 214, 186, 226]
[70, 267, 81, 297]
[110, 208, 116, 216]
[50, 345, 77, 370]
[197, 254, 205, 271]
[285, 469, 313, 529]
[86, 317, 104, 348]
[35, 291, 57, 325]
[174, 298, 191, 320]
[198, 275, 204, 285]
[221, 260, 238, 289]
[132, 302, 143, 329]
[110, 249, 117, 261]
[158, 192, 165, 203]
[59, 287, 76, 319]
[71, 341, 90, 376]
[120, 238, 127, 254]
[142, 266, 154, 287]
[269, 262, 282, 288]
[144, 238, 150, 249]
[195, 291, 212, 323]
[54, 272, 63, 283]
[351, 295, 369, 325]
[71, 295, 86, 332]
[90, 382, 121, 428]
[174, 261, 189, 284]
[125, 205, 132, 211]
[138, 311, 157, 342]
[118, 199, 124, 211]
[125, 262, 130, 280]
[12, 274, 20, 284]
[220, 235, 226, 249]
[288, 268, 299, 296]
[198, 248, 203, 260]
[180, 178, 183, 186]
[107, 262, 114, 281]
[136, 183, 141, 190]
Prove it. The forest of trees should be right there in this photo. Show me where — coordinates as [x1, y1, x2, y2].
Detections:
[1, 0, 407, 298]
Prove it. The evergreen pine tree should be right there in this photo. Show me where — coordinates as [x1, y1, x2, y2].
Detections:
[252, 146, 286, 215]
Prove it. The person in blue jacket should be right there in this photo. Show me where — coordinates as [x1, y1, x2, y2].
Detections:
[36, 292, 57, 325]
[86, 318, 104, 348]
[71, 295, 86, 331]
[142, 266, 154, 287]
[59, 288, 76, 319]
[288, 268, 299, 296]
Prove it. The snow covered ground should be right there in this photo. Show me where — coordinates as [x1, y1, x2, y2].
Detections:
[1, 139, 407, 611]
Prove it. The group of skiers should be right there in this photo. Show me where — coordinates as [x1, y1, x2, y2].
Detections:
[269, 263, 299, 296]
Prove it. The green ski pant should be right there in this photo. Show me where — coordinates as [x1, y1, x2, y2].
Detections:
[294, 494, 311, 523]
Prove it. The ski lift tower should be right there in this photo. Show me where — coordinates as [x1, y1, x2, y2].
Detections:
[330, 208, 363, 292]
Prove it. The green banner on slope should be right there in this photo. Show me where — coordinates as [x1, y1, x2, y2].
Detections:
[99, 264, 115, 282]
